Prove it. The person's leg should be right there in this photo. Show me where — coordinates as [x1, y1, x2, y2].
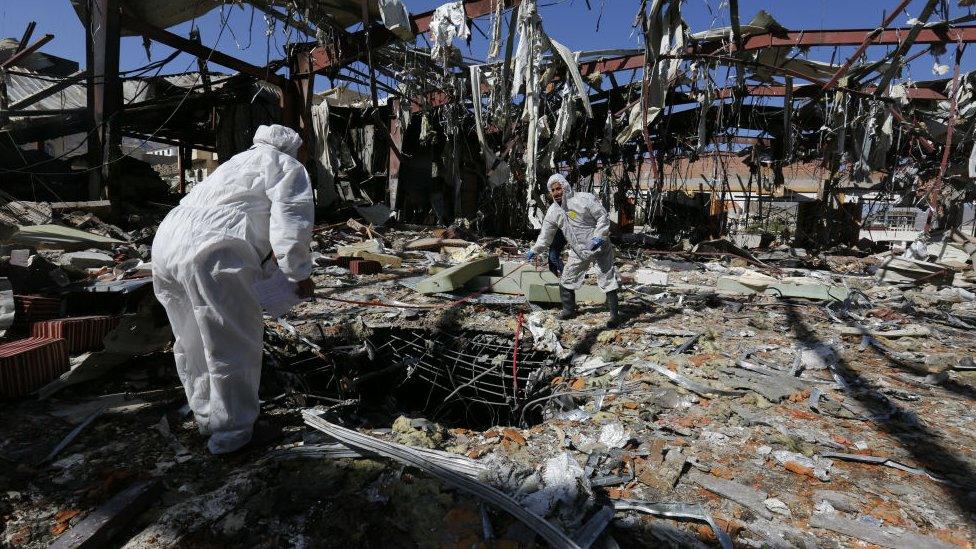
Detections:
[153, 245, 212, 434]
[594, 247, 622, 327]
[548, 231, 567, 277]
[558, 251, 590, 320]
[154, 276, 212, 433]
[187, 242, 264, 454]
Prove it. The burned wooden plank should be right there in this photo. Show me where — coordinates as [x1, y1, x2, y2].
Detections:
[49, 479, 161, 549]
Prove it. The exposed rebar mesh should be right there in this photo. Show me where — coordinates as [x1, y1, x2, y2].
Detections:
[369, 327, 558, 411]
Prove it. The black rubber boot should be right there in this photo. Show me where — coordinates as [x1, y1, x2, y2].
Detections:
[557, 286, 577, 320]
[606, 290, 622, 328]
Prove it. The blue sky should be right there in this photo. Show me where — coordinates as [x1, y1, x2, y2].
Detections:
[1, 0, 973, 91]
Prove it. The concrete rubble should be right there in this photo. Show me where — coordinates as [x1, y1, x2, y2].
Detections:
[1, 214, 974, 547]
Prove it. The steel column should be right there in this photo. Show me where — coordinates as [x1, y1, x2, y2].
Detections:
[86, 0, 121, 202]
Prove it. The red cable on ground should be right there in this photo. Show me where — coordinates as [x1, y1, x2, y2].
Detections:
[318, 296, 438, 308]
[512, 311, 524, 396]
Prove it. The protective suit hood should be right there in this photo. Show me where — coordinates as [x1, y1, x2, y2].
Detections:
[547, 173, 574, 209]
[253, 124, 302, 158]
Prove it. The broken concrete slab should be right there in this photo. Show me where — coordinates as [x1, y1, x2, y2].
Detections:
[49, 200, 113, 216]
[717, 277, 850, 301]
[765, 281, 850, 301]
[39, 301, 173, 399]
[687, 470, 773, 519]
[467, 275, 524, 295]
[405, 237, 473, 251]
[875, 256, 954, 285]
[121, 469, 266, 548]
[808, 513, 956, 549]
[811, 490, 862, 513]
[525, 283, 606, 304]
[337, 239, 383, 257]
[355, 251, 403, 268]
[836, 325, 931, 338]
[58, 251, 116, 269]
[467, 266, 561, 296]
[417, 256, 499, 294]
[8, 225, 123, 251]
[634, 268, 669, 286]
[717, 369, 795, 402]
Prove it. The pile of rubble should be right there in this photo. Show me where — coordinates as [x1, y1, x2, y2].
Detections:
[3, 209, 975, 548]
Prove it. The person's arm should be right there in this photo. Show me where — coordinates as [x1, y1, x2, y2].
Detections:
[266, 162, 315, 282]
[530, 209, 560, 254]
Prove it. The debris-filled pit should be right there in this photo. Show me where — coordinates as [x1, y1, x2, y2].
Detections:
[269, 325, 559, 430]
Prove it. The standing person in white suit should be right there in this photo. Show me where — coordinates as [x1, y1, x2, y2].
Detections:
[526, 174, 622, 327]
[152, 124, 315, 455]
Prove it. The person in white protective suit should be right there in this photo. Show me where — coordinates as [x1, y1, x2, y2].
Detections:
[152, 124, 314, 455]
[526, 174, 622, 327]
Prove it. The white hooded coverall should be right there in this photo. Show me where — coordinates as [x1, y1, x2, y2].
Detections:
[152, 125, 314, 454]
[530, 174, 620, 292]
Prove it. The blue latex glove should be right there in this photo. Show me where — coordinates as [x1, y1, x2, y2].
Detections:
[590, 237, 605, 251]
[525, 250, 538, 261]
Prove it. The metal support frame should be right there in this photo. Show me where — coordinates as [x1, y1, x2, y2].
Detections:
[119, 8, 287, 88]
[736, 24, 976, 52]
[576, 25, 976, 82]
[177, 144, 189, 195]
[284, 50, 317, 174]
[86, 0, 121, 202]
[1, 33, 54, 70]
[296, 0, 524, 75]
[1, 33, 55, 127]
[822, 0, 913, 89]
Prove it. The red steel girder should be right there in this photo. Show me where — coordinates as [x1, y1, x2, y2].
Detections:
[578, 54, 949, 100]
[580, 25, 976, 78]
[713, 84, 946, 100]
[737, 25, 976, 51]
[119, 8, 287, 88]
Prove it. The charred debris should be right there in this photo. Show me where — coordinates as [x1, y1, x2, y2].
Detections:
[3, 0, 976, 547]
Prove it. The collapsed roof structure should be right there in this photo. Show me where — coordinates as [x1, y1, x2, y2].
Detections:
[2, 0, 976, 244]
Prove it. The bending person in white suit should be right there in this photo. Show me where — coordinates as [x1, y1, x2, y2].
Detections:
[152, 124, 314, 454]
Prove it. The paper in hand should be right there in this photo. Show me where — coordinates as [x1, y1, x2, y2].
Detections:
[252, 268, 302, 318]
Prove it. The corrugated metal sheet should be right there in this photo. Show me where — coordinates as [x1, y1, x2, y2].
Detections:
[31, 315, 121, 354]
[0, 336, 69, 399]
[5, 70, 230, 119]
[5, 71, 86, 111]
